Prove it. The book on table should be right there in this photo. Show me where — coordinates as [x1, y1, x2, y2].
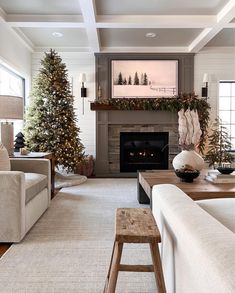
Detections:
[205, 170, 235, 183]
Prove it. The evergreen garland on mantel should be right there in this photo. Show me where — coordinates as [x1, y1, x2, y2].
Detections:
[93, 93, 211, 152]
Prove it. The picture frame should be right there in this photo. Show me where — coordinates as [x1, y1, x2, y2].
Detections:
[111, 60, 178, 99]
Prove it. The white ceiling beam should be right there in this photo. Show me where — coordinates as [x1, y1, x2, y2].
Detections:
[34, 46, 90, 53]
[97, 15, 216, 28]
[13, 28, 35, 52]
[79, 0, 100, 52]
[0, 7, 7, 22]
[188, 0, 235, 52]
[0, 8, 34, 52]
[225, 22, 235, 27]
[101, 46, 188, 53]
[6, 14, 85, 28]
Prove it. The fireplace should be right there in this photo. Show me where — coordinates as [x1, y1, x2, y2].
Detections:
[120, 132, 169, 172]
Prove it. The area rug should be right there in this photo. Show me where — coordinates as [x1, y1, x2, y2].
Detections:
[0, 179, 156, 293]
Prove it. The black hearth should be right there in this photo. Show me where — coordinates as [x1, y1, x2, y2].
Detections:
[120, 132, 169, 172]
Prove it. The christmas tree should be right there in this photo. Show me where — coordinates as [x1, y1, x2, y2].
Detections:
[24, 49, 84, 172]
[14, 132, 25, 152]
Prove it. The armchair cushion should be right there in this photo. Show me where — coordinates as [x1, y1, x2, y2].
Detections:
[25, 173, 48, 204]
[0, 143, 10, 171]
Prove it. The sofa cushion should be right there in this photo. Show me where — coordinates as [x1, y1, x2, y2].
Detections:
[197, 198, 235, 233]
[25, 173, 47, 204]
[0, 143, 10, 171]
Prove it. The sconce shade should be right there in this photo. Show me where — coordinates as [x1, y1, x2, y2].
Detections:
[79, 73, 86, 83]
[0, 95, 24, 120]
[203, 73, 209, 83]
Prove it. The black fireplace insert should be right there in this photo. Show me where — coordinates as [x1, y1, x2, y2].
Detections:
[120, 132, 169, 172]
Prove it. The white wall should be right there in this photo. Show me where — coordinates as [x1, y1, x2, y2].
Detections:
[194, 47, 235, 122]
[0, 23, 32, 136]
[0, 23, 31, 87]
[32, 52, 96, 157]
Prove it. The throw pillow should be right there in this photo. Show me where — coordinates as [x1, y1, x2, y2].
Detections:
[0, 143, 11, 171]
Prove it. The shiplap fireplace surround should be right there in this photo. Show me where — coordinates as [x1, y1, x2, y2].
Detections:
[93, 53, 194, 176]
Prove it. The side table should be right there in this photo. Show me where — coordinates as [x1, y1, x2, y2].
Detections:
[11, 152, 55, 198]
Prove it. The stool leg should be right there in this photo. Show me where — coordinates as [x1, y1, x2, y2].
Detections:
[149, 243, 166, 293]
[106, 241, 123, 293]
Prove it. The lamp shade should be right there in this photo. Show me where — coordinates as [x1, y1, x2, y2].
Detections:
[203, 73, 209, 83]
[79, 73, 86, 83]
[0, 95, 24, 120]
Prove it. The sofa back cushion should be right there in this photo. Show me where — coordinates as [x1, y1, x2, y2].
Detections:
[0, 143, 10, 171]
[197, 198, 235, 233]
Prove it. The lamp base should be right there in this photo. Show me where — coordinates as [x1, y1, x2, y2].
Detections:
[1, 122, 14, 155]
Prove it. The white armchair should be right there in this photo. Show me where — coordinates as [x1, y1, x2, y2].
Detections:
[0, 158, 51, 242]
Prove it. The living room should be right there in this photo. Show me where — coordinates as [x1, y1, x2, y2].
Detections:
[0, 0, 235, 292]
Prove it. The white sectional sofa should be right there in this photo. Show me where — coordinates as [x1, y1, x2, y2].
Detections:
[0, 158, 51, 242]
[152, 184, 235, 293]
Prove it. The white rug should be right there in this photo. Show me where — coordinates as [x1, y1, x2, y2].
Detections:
[0, 179, 156, 293]
[55, 172, 87, 188]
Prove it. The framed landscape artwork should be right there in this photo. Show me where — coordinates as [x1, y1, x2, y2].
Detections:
[111, 60, 178, 98]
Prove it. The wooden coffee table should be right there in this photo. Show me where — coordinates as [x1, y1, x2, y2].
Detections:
[138, 170, 235, 208]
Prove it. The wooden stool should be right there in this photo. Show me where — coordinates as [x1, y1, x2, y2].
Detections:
[104, 208, 166, 293]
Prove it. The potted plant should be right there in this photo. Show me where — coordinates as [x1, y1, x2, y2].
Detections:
[205, 118, 234, 172]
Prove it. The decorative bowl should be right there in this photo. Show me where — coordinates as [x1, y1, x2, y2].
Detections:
[217, 167, 234, 174]
[175, 170, 200, 183]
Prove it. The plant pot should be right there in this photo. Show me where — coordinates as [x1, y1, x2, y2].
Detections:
[172, 150, 204, 171]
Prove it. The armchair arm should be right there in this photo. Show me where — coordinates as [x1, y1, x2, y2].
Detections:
[0, 171, 25, 242]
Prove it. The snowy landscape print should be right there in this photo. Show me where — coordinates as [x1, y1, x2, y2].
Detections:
[112, 60, 178, 98]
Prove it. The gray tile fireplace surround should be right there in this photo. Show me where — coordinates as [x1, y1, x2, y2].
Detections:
[95, 110, 179, 177]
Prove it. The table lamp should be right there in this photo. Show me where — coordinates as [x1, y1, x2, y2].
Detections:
[0, 95, 24, 155]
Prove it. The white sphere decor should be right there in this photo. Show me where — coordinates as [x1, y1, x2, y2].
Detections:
[172, 150, 204, 171]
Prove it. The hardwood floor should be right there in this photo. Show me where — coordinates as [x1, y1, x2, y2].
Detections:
[0, 243, 11, 257]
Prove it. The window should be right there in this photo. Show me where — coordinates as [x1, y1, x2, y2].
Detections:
[0, 64, 25, 135]
[219, 81, 235, 150]
[0, 64, 25, 97]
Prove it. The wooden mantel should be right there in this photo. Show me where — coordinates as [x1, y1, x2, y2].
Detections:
[90, 103, 117, 111]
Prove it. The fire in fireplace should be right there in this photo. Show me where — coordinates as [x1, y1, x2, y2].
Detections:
[120, 132, 169, 172]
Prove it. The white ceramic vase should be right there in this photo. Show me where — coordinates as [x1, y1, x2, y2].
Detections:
[172, 150, 204, 171]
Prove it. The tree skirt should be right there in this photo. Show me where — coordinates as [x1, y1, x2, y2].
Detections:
[55, 172, 87, 188]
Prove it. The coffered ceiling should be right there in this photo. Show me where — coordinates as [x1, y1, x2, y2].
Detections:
[0, 0, 234, 53]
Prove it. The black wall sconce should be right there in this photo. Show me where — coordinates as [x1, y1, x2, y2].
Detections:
[79, 73, 87, 114]
[201, 73, 208, 98]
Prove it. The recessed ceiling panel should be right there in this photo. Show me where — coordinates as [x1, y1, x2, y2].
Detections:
[206, 29, 235, 47]
[20, 28, 88, 47]
[96, 0, 228, 15]
[0, 0, 81, 14]
[100, 28, 202, 47]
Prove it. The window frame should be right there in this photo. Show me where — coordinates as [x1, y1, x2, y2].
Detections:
[218, 80, 235, 152]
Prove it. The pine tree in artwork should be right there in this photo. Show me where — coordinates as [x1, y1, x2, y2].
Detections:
[128, 75, 132, 85]
[117, 72, 123, 85]
[143, 73, 148, 85]
[24, 49, 84, 172]
[134, 72, 139, 85]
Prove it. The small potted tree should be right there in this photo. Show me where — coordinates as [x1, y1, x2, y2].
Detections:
[205, 118, 234, 173]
